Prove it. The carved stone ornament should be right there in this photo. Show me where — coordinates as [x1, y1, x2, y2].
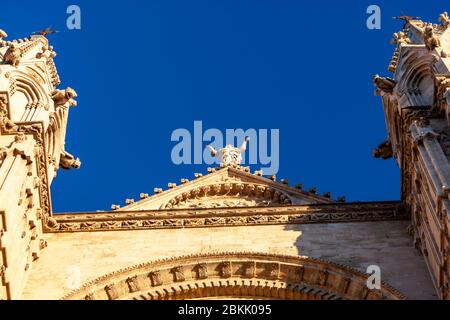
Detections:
[61, 253, 406, 300]
[3, 43, 22, 67]
[373, 75, 396, 95]
[373, 139, 393, 160]
[149, 271, 163, 286]
[208, 137, 250, 166]
[423, 24, 441, 51]
[51, 87, 77, 108]
[390, 31, 410, 45]
[436, 76, 450, 103]
[0, 29, 7, 41]
[219, 261, 232, 278]
[171, 266, 185, 282]
[410, 119, 440, 145]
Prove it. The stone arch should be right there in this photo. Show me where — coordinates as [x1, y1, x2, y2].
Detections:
[396, 50, 436, 107]
[7, 70, 51, 122]
[161, 183, 292, 209]
[62, 252, 405, 300]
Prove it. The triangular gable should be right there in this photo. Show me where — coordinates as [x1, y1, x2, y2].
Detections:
[116, 166, 334, 212]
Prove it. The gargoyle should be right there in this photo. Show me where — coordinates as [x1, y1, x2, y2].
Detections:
[36, 45, 56, 60]
[59, 150, 81, 170]
[3, 43, 22, 67]
[372, 139, 393, 160]
[423, 24, 441, 51]
[51, 87, 77, 107]
[373, 75, 397, 94]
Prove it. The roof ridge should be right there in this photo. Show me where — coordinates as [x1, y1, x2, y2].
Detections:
[111, 165, 339, 211]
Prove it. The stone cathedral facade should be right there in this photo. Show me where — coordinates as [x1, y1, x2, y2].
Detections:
[0, 14, 450, 300]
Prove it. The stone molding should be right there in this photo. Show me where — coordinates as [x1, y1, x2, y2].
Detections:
[161, 182, 293, 209]
[61, 252, 405, 300]
[48, 201, 405, 233]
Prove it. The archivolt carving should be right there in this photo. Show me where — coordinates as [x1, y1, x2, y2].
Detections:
[161, 183, 292, 209]
[61, 252, 405, 300]
[395, 50, 436, 107]
[6, 71, 51, 116]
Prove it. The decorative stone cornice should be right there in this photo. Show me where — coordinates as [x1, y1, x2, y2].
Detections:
[61, 252, 405, 300]
[47, 201, 405, 233]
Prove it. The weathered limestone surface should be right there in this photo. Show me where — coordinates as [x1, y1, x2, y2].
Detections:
[22, 221, 436, 300]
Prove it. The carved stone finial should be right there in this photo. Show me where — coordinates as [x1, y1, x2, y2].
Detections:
[208, 137, 250, 166]
[36, 45, 57, 60]
[439, 12, 450, 28]
[373, 75, 397, 95]
[46, 217, 58, 229]
[322, 192, 331, 198]
[0, 29, 7, 41]
[168, 183, 176, 189]
[0, 115, 17, 131]
[308, 187, 317, 194]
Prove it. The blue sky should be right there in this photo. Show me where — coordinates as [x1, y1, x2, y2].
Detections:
[1, 1, 447, 212]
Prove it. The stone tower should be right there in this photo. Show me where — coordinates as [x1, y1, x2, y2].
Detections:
[373, 13, 450, 299]
[0, 30, 79, 299]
